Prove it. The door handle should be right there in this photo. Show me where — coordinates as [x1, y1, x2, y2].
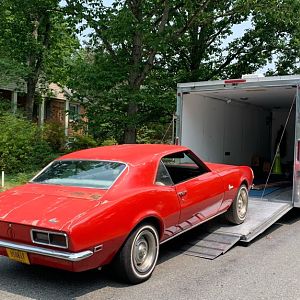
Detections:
[178, 191, 187, 197]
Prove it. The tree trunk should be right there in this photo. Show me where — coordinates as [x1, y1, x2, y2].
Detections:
[25, 14, 51, 120]
[124, 102, 138, 143]
[123, 0, 142, 144]
[122, 0, 170, 143]
[25, 77, 36, 120]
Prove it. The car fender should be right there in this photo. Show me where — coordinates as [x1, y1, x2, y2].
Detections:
[128, 210, 165, 240]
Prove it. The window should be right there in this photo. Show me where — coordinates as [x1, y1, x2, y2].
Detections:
[161, 151, 209, 184]
[69, 103, 80, 121]
[45, 100, 51, 120]
[155, 161, 174, 186]
[32, 160, 126, 189]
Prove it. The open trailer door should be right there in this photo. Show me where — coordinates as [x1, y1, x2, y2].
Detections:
[175, 75, 300, 258]
[293, 85, 300, 207]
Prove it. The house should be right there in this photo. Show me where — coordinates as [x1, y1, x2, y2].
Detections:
[0, 82, 85, 136]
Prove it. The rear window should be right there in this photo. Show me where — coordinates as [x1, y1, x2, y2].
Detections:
[32, 160, 126, 189]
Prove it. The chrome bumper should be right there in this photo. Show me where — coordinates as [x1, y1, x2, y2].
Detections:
[0, 239, 93, 262]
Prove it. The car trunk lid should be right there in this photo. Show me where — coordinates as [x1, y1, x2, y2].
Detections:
[0, 183, 108, 231]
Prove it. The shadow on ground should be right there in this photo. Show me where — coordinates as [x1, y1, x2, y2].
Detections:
[0, 209, 299, 299]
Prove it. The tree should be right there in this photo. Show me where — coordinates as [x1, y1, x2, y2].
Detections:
[67, 0, 300, 143]
[170, 0, 300, 81]
[0, 0, 79, 119]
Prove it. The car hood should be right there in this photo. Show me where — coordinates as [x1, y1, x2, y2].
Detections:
[0, 183, 109, 231]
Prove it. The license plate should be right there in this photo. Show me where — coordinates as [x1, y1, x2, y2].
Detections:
[6, 249, 30, 264]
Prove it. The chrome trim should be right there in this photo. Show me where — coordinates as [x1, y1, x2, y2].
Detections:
[0, 239, 93, 262]
[31, 229, 68, 249]
[94, 245, 103, 252]
[160, 210, 226, 245]
[30, 161, 55, 182]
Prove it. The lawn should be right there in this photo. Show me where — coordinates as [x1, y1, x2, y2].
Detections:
[0, 171, 37, 192]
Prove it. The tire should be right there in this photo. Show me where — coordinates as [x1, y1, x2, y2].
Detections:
[114, 223, 159, 284]
[225, 184, 248, 225]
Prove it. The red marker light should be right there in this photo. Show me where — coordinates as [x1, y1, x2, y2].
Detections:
[224, 79, 246, 85]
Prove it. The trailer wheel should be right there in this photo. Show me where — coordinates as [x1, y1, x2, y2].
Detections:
[225, 184, 248, 225]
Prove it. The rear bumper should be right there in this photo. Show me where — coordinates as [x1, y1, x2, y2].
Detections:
[0, 239, 93, 262]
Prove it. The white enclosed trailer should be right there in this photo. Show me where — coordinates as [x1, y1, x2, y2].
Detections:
[175, 75, 300, 258]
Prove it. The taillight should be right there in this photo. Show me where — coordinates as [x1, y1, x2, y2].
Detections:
[31, 230, 68, 249]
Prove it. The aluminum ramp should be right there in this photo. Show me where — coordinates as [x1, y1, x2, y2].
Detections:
[180, 232, 240, 259]
[179, 198, 292, 259]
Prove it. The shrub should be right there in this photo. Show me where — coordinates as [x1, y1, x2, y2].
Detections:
[0, 98, 11, 113]
[0, 113, 56, 173]
[67, 134, 98, 151]
[42, 121, 67, 152]
[101, 138, 117, 146]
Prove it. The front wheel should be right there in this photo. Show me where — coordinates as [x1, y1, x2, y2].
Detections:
[225, 184, 248, 225]
[114, 223, 159, 284]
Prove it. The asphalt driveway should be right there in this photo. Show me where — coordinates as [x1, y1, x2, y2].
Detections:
[0, 209, 300, 300]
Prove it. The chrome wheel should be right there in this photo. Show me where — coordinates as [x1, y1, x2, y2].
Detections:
[225, 184, 248, 225]
[132, 227, 158, 274]
[237, 187, 248, 220]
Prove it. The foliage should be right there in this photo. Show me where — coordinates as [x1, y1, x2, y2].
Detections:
[0, 0, 79, 119]
[0, 171, 36, 192]
[0, 98, 11, 113]
[1, 0, 300, 146]
[101, 138, 118, 146]
[42, 121, 67, 152]
[67, 134, 98, 151]
[66, 0, 300, 144]
[0, 113, 56, 173]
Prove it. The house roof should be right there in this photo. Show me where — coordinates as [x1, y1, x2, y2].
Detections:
[0, 81, 27, 92]
[0, 81, 77, 103]
[48, 83, 73, 101]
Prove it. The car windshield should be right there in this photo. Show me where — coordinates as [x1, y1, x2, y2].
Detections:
[32, 160, 126, 189]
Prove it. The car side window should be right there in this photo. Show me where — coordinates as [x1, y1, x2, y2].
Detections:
[162, 151, 209, 184]
[155, 161, 174, 186]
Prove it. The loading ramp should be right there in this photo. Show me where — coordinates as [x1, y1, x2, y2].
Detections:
[179, 198, 292, 259]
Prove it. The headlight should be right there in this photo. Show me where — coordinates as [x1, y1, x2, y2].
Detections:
[31, 230, 68, 249]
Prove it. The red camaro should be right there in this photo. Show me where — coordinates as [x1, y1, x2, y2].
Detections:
[0, 144, 253, 283]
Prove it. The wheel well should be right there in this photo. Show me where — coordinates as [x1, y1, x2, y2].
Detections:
[137, 217, 163, 239]
[241, 180, 248, 189]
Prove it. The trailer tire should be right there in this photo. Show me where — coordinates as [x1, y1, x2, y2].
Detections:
[225, 184, 248, 225]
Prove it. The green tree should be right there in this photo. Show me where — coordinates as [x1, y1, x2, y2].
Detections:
[67, 0, 300, 143]
[171, 0, 300, 81]
[0, 0, 79, 119]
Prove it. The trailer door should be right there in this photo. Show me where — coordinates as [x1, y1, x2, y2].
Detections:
[293, 86, 300, 207]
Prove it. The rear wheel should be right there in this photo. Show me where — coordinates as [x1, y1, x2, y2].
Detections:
[225, 184, 248, 224]
[114, 223, 159, 284]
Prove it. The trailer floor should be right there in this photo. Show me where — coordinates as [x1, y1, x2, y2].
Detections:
[178, 196, 292, 260]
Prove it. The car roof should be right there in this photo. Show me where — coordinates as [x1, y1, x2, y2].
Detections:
[59, 144, 189, 164]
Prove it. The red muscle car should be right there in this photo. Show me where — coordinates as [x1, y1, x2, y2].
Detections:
[0, 144, 253, 283]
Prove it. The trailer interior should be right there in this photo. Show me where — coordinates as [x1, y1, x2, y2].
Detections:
[176, 78, 300, 257]
[181, 85, 297, 201]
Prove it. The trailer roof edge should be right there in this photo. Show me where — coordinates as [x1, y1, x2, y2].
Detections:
[177, 75, 300, 89]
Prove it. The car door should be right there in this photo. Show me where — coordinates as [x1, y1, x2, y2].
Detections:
[162, 151, 225, 227]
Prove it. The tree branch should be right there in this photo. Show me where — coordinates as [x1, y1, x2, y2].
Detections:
[206, 40, 252, 80]
[206, 15, 235, 48]
[135, 0, 170, 87]
[175, 0, 212, 37]
[94, 27, 117, 57]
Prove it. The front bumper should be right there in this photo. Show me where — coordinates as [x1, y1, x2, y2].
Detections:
[0, 239, 93, 262]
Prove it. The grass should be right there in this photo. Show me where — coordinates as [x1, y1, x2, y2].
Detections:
[0, 171, 37, 192]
